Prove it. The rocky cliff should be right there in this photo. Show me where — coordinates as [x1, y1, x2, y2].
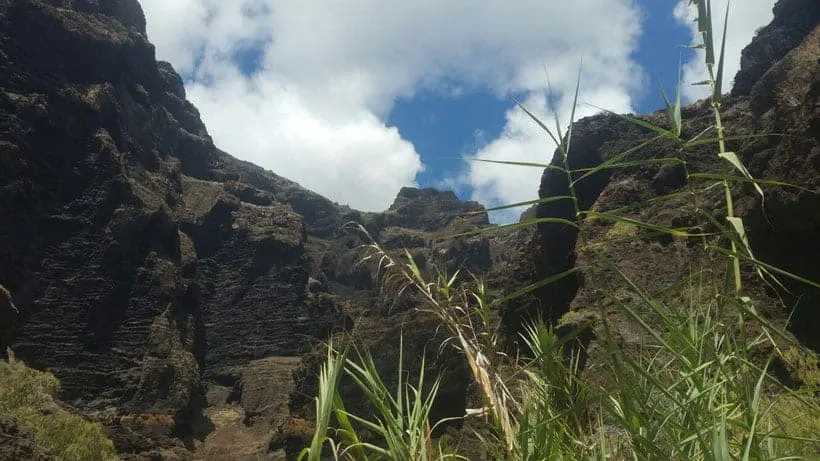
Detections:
[0, 1, 494, 458]
[0, 0, 818, 459]
[508, 0, 820, 373]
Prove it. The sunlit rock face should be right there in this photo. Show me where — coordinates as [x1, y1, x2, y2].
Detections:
[510, 0, 819, 355]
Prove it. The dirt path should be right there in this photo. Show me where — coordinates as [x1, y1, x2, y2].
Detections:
[195, 356, 303, 461]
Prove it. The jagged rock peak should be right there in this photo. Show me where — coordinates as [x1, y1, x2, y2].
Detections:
[732, 0, 820, 97]
[385, 186, 489, 232]
[44, 0, 147, 35]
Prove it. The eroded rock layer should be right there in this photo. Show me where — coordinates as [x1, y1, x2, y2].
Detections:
[0, 1, 492, 457]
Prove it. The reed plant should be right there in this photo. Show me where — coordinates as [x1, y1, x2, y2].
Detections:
[300, 1, 819, 459]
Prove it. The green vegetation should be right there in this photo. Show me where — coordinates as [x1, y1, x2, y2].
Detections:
[604, 221, 638, 240]
[300, 1, 820, 459]
[0, 350, 118, 461]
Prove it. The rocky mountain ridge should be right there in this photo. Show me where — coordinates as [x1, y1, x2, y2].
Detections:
[512, 0, 820, 347]
[0, 2, 496, 457]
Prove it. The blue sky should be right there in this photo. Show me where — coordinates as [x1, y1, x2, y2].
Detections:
[389, 0, 693, 197]
[140, 0, 774, 222]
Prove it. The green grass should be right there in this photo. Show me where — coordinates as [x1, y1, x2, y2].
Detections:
[0, 350, 118, 460]
[604, 221, 638, 240]
[298, 340, 462, 461]
[299, 1, 820, 459]
[301, 252, 819, 460]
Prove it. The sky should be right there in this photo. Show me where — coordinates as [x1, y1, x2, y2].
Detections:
[139, 0, 776, 223]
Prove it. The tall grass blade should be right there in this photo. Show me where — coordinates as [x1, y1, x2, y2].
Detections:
[473, 158, 567, 173]
[514, 98, 563, 149]
[565, 63, 583, 155]
[718, 151, 764, 199]
[581, 211, 689, 237]
[712, 415, 731, 461]
[590, 105, 680, 140]
[688, 173, 813, 192]
[332, 394, 368, 461]
[300, 343, 347, 461]
[572, 135, 663, 185]
[466, 195, 574, 215]
[659, 66, 682, 136]
[451, 216, 580, 238]
[709, 246, 820, 289]
[713, 0, 731, 104]
[683, 133, 775, 148]
[492, 266, 581, 306]
[699, 0, 715, 66]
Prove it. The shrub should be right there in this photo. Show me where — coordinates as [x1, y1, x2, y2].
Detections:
[0, 350, 118, 461]
[299, 1, 820, 458]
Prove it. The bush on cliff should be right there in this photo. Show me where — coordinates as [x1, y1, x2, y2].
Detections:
[0, 350, 118, 461]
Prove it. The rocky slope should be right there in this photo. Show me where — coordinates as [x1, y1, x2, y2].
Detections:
[0, 0, 818, 459]
[0, 1, 494, 458]
[507, 0, 820, 378]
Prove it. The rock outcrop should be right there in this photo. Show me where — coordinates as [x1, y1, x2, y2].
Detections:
[510, 0, 820, 360]
[0, 1, 491, 457]
[0, 418, 54, 461]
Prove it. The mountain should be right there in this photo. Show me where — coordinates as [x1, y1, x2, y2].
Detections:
[0, 0, 817, 459]
[511, 0, 820, 348]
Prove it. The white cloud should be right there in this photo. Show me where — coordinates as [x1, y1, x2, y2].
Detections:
[674, 0, 775, 102]
[140, 0, 643, 216]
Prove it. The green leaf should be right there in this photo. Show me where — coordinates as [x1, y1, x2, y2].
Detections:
[718, 151, 764, 199]
[700, 0, 715, 65]
[701, 212, 786, 290]
[451, 216, 580, 239]
[742, 355, 770, 461]
[589, 105, 680, 141]
[658, 66, 682, 136]
[726, 217, 750, 256]
[689, 173, 813, 192]
[576, 157, 684, 173]
[581, 211, 689, 237]
[685, 125, 716, 145]
[710, 246, 820, 289]
[712, 415, 731, 461]
[572, 135, 664, 185]
[683, 133, 776, 148]
[566, 63, 583, 154]
[491, 266, 581, 306]
[514, 98, 564, 150]
[713, 0, 731, 103]
[333, 394, 368, 461]
[472, 158, 567, 173]
[475, 195, 574, 215]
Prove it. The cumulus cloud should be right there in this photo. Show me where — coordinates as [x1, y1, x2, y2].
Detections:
[674, 0, 775, 102]
[140, 0, 643, 215]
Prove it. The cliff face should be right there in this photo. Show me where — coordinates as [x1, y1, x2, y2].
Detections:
[513, 0, 820, 356]
[0, 1, 492, 457]
[1, 0, 205, 416]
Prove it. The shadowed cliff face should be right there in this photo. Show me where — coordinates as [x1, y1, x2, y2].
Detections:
[512, 0, 820, 352]
[0, 0, 201, 414]
[0, 0, 491, 456]
[736, 7, 820, 348]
